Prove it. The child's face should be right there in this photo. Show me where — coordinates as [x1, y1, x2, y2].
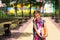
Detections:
[34, 13, 41, 21]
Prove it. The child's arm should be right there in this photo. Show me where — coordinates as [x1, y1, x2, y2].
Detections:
[33, 23, 42, 38]
[33, 26, 42, 38]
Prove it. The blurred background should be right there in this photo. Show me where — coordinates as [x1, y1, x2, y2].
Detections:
[0, 0, 59, 17]
[0, 0, 60, 22]
[0, 0, 60, 40]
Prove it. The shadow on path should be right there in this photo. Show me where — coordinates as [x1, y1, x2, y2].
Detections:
[0, 32, 33, 40]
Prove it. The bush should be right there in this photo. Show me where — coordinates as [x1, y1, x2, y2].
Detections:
[43, 13, 55, 17]
[0, 10, 8, 18]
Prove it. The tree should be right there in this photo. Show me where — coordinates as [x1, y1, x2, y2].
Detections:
[51, 0, 58, 9]
[2, 0, 10, 15]
[2, 0, 10, 5]
[51, 0, 60, 23]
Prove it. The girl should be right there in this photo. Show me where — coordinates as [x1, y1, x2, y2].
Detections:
[33, 11, 48, 40]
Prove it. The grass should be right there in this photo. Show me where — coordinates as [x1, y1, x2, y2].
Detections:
[10, 24, 17, 29]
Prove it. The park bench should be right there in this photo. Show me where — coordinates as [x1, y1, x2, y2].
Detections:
[0, 21, 16, 36]
[3, 24, 11, 36]
[51, 16, 60, 23]
[54, 17, 60, 23]
[0, 23, 11, 37]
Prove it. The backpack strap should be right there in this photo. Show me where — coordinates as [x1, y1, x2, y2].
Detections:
[33, 19, 45, 28]
[40, 19, 45, 27]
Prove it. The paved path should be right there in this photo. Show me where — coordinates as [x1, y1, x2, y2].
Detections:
[17, 20, 33, 40]
[10, 18, 33, 40]
[42, 17, 60, 40]
[49, 18, 60, 30]
[17, 17, 60, 40]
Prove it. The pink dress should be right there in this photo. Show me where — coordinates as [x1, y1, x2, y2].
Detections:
[33, 19, 46, 40]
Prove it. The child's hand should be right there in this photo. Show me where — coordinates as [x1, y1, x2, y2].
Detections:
[45, 34, 48, 37]
[41, 36, 46, 39]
